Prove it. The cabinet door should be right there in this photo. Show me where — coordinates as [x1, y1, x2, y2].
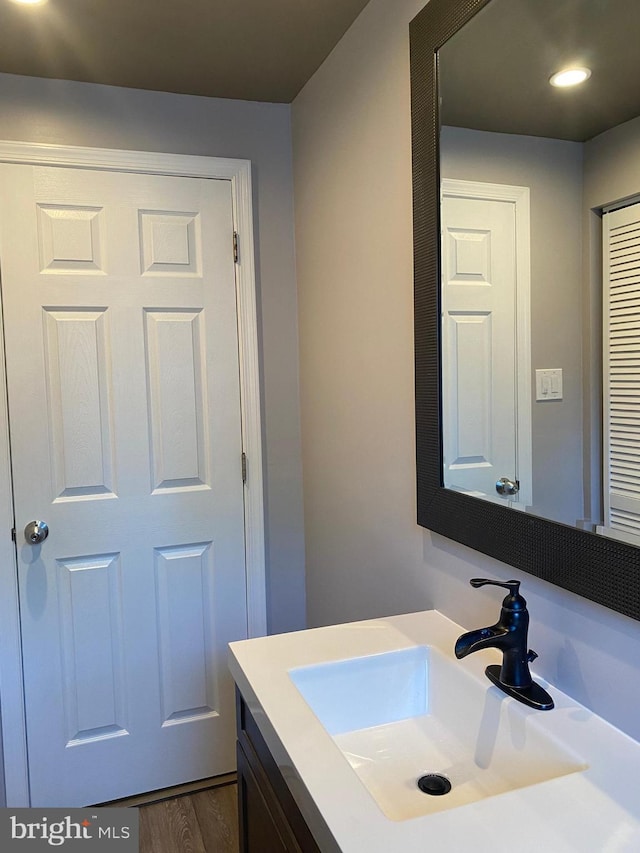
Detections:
[237, 741, 301, 853]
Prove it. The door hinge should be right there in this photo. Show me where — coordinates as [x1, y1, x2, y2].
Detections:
[233, 231, 239, 263]
[241, 452, 247, 483]
[10, 527, 15, 542]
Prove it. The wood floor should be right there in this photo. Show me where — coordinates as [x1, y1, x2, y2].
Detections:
[138, 783, 239, 853]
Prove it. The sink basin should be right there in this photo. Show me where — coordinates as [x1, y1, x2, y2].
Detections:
[289, 646, 586, 820]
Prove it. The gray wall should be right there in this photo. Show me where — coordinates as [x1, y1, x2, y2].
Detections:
[0, 71, 306, 637]
[293, 0, 428, 626]
[440, 126, 584, 526]
[292, 0, 640, 741]
[584, 115, 640, 209]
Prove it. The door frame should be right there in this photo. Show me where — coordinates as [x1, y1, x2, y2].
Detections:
[441, 178, 533, 508]
[0, 140, 267, 806]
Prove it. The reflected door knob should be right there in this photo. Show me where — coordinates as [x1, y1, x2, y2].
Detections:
[24, 520, 49, 544]
[495, 477, 519, 497]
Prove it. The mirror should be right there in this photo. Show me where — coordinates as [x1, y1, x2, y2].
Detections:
[410, 0, 640, 622]
[437, 0, 640, 545]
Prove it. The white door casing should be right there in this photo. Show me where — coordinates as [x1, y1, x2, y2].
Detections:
[0, 143, 265, 807]
[441, 179, 532, 507]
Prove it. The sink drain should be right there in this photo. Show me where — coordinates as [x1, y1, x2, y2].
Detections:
[417, 774, 452, 796]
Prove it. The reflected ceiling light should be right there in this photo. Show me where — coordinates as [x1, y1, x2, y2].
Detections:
[549, 67, 591, 88]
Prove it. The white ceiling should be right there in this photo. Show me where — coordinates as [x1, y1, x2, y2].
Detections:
[0, 0, 373, 102]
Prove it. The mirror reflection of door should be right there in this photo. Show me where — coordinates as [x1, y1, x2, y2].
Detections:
[601, 201, 640, 546]
[441, 179, 532, 507]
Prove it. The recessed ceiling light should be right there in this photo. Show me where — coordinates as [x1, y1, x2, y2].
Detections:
[9, 0, 47, 4]
[549, 67, 592, 88]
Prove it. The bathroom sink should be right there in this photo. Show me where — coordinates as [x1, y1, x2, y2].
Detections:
[289, 646, 586, 820]
[230, 611, 640, 852]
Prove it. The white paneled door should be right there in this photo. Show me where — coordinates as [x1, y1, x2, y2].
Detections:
[441, 180, 531, 507]
[0, 164, 248, 806]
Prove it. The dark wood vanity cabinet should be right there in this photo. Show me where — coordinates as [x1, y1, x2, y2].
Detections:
[236, 690, 322, 853]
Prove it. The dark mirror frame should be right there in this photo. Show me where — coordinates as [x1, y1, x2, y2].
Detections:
[410, 0, 640, 622]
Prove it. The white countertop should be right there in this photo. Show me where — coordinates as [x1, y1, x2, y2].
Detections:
[228, 610, 640, 852]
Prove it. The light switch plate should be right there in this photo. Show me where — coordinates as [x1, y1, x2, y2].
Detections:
[536, 368, 563, 401]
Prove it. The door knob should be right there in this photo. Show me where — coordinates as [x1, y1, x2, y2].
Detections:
[24, 520, 49, 544]
[495, 477, 519, 497]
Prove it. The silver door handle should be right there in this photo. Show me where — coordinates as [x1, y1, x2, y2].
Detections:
[24, 520, 49, 544]
[495, 477, 519, 497]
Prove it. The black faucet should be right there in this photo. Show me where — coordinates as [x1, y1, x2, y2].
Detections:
[454, 578, 554, 711]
